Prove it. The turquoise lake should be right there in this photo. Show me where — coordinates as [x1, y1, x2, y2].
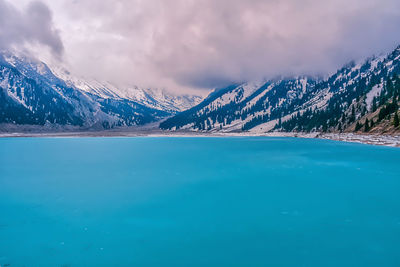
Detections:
[0, 137, 400, 266]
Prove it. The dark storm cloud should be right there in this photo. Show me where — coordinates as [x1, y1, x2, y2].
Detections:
[0, 0, 63, 57]
[10, 0, 400, 92]
[145, 0, 400, 88]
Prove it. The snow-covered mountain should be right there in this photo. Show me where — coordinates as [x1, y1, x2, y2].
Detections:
[160, 77, 319, 131]
[51, 66, 202, 113]
[0, 51, 201, 129]
[160, 46, 400, 134]
[3, 45, 400, 134]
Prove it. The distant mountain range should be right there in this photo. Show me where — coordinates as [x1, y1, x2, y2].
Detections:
[161, 46, 400, 135]
[0, 51, 202, 130]
[2, 46, 400, 135]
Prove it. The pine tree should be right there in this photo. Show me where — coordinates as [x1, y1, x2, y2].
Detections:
[341, 113, 346, 123]
[394, 112, 400, 127]
[361, 106, 367, 117]
[350, 106, 356, 123]
[364, 118, 370, 132]
[355, 121, 362, 131]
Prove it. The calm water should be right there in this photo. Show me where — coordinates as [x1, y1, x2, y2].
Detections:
[0, 137, 400, 266]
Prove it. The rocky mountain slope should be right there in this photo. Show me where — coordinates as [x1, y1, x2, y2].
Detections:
[0, 52, 201, 130]
[51, 66, 201, 113]
[160, 46, 400, 135]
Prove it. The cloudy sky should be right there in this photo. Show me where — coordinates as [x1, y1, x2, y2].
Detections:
[2, 0, 400, 94]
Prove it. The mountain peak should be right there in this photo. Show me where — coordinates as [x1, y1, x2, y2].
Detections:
[0, 51, 202, 129]
[160, 44, 400, 134]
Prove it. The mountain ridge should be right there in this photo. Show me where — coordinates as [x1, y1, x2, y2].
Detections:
[0, 51, 202, 130]
[2, 45, 400, 135]
[160, 45, 400, 135]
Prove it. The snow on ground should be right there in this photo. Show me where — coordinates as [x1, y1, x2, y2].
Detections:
[1, 126, 399, 148]
[250, 113, 294, 133]
[240, 80, 267, 99]
[50, 65, 202, 112]
[319, 133, 400, 147]
[244, 84, 273, 109]
[365, 85, 383, 110]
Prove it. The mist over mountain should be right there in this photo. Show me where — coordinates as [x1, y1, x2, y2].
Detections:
[6, 0, 400, 93]
[1, 0, 400, 135]
[0, 51, 201, 130]
[161, 45, 400, 135]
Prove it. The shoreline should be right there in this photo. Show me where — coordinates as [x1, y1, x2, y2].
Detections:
[317, 133, 400, 147]
[0, 130, 399, 147]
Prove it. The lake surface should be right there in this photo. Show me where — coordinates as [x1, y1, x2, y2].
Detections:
[0, 137, 399, 266]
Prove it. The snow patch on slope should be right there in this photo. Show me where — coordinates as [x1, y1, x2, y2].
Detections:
[365, 85, 382, 110]
[49, 65, 202, 113]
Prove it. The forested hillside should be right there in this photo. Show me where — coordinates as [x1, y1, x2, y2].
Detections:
[161, 46, 400, 135]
